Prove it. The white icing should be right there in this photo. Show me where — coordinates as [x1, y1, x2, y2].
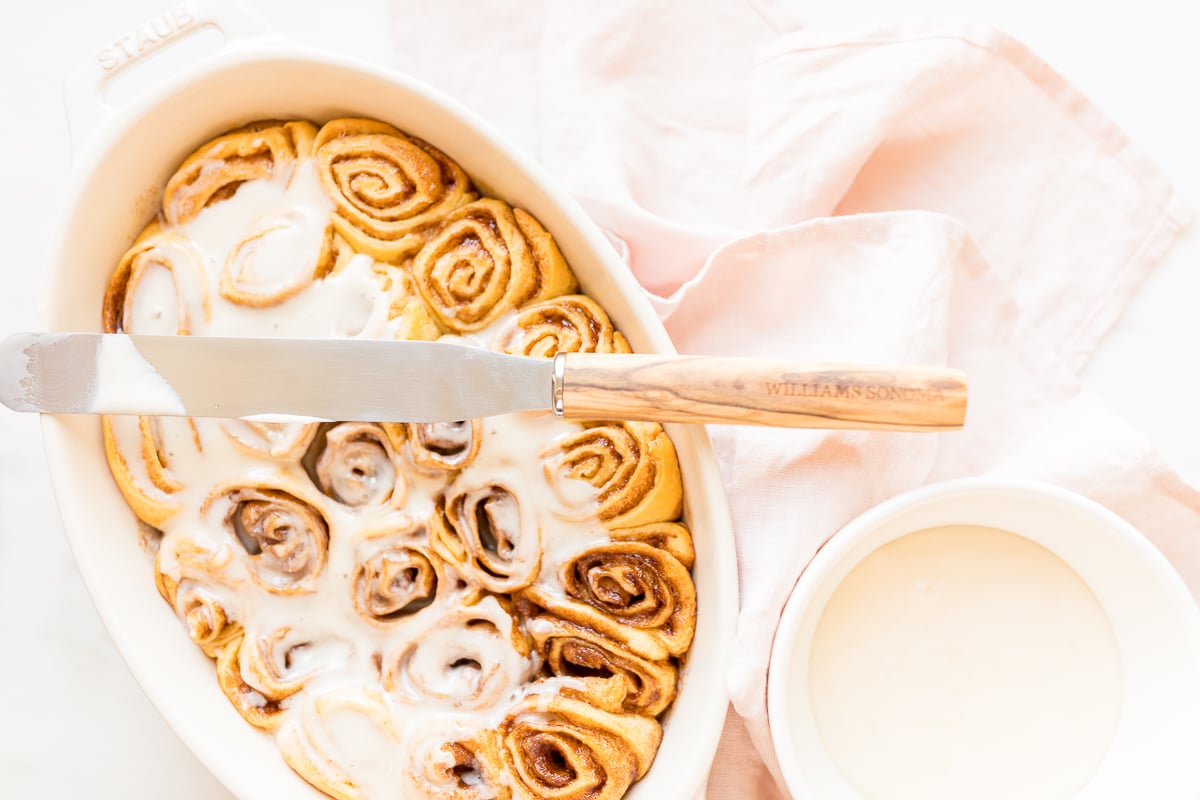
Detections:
[807, 525, 1122, 799]
[92, 335, 186, 416]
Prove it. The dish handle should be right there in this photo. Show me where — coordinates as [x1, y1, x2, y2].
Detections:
[62, 0, 280, 151]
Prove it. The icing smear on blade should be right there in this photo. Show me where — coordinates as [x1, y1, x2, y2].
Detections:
[91, 335, 186, 416]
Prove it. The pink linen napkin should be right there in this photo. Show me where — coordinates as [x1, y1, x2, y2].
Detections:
[389, 2, 1196, 796]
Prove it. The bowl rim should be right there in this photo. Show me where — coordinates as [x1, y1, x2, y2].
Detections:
[41, 37, 738, 800]
[765, 476, 1200, 798]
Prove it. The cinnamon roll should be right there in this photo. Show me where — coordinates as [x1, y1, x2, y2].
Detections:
[277, 686, 402, 799]
[309, 422, 407, 510]
[204, 484, 330, 594]
[413, 198, 579, 332]
[352, 523, 441, 624]
[542, 422, 683, 528]
[173, 582, 243, 658]
[102, 414, 202, 527]
[384, 596, 533, 710]
[609, 521, 696, 569]
[103, 222, 209, 335]
[403, 721, 511, 800]
[154, 539, 242, 657]
[495, 294, 631, 358]
[215, 634, 296, 730]
[163, 119, 318, 226]
[406, 420, 481, 471]
[522, 542, 696, 660]
[528, 615, 678, 716]
[314, 117, 475, 262]
[431, 479, 541, 593]
[498, 693, 663, 800]
[218, 205, 333, 307]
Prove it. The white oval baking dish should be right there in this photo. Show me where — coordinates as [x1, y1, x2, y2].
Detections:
[42, 2, 739, 798]
[767, 478, 1200, 799]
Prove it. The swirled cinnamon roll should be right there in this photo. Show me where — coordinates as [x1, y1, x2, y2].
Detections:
[528, 615, 678, 717]
[495, 294, 631, 357]
[204, 484, 330, 594]
[431, 479, 541, 593]
[277, 686, 402, 799]
[154, 540, 242, 657]
[102, 414, 202, 527]
[407, 420, 481, 471]
[413, 198, 579, 332]
[215, 635, 295, 730]
[103, 222, 209, 335]
[542, 422, 683, 528]
[403, 721, 511, 800]
[219, 206, 334, 307]
[308, 422, 407, 510]
[609, 521, 696, 569]
[218, 628, 347, 732]
[163, 120, 318, 225]
[385, 596, 534, 710]
[352, 524, 441, 624]
[314, 118, 475, 262]
[522, 542, 696, 660]
[498, 693, 663, 800]
[172, 581, 242, 657]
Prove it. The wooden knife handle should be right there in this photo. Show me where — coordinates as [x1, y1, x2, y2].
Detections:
[557, 354, 967, 431]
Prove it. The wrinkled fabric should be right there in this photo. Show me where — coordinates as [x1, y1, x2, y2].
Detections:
[390, 2, 1193, 796]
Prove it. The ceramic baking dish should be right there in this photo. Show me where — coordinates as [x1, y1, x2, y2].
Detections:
[42, 1, 738, 797]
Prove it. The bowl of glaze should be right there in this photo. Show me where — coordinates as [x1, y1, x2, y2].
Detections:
[42, 1, 738, 797]
[767, 478, 1200, 799]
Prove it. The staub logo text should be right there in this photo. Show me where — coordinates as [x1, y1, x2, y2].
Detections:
[97, 4, 196, 71]
[764, 381, 945, 402]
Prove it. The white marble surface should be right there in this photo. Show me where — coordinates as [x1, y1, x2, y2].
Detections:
[0, 0, 1196, 796]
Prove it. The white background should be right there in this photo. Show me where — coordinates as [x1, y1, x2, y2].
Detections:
[0, 0, 1196, 796]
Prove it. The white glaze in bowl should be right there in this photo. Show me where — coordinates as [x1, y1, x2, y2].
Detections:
[42, 4, 738, 798]
[767, 478, 1200, 799]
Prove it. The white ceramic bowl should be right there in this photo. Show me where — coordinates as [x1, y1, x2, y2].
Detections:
[42, 2, 738, 798]
[767, 478, 1200, 798]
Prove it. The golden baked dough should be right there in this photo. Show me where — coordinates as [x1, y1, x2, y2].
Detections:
[498, 693, 663, 800]
[102, 414, 203, 527]
[314, 118, 475, 261]
[413, 198, 579, 332]
[497, 294, 631, 357]
[522, 540, 697, 660]
[103, 221, 210, 335]
[311, 422, 407, 510]
[543, 421, 683, 528]
[405, 420, 482, 471]
[163, 120, 318, 226]
[430, 478, 542, 593]
[203, 483, 330, 594]
[352, 526, 441, 625]
[530, 614, 679, 716]
[402, 723, 513, 800]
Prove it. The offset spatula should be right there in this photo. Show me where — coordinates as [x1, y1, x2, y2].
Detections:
[0, 333, 967, 432]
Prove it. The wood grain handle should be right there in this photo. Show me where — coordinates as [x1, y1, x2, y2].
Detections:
[557, 354, 967, 431]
